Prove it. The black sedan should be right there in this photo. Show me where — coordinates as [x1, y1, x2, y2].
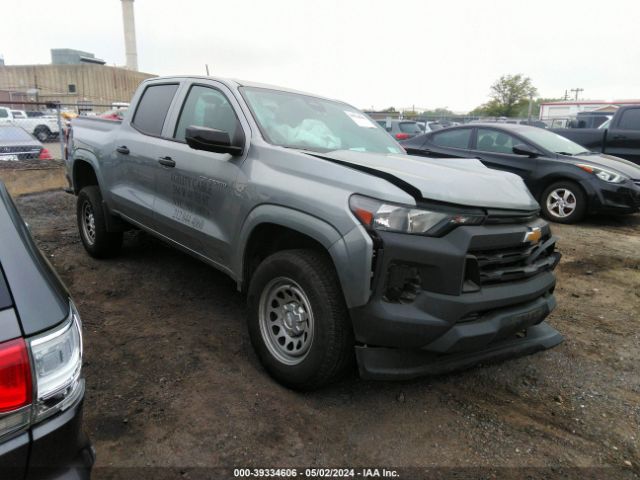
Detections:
[0, 181, 93, 479]
[402, 124, 640, 223]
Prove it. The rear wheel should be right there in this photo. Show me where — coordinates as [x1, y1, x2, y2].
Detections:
[540, 181, 587, 224]
[77, 186, 122, 258]
[247, 249, 353, 390]
[34, 126, 50, 143]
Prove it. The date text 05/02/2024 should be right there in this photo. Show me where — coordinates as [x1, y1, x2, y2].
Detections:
[233, 468, 400, 478]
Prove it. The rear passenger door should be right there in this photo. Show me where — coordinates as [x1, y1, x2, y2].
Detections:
[152, 80, 248, 269]
[606, 107, 640, 164]
[108, 82, 179, 229]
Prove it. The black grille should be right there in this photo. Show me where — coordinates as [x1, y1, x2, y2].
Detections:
[0, 146, 42, 160]
[467, 237, 559, 285]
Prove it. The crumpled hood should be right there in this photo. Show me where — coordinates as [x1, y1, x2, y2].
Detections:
[313, 150, 539, 211]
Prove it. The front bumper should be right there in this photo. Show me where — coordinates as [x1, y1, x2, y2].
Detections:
[350, 219, 562, 380]
[587, 179, 640, 214]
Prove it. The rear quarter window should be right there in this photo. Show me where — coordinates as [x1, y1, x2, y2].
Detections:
[617, 108, 640, 130]
[132, 83, 179, 136]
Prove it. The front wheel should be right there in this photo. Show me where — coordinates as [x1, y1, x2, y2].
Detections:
[540, 181, 587, 224]
[77, 186, 123, 258]
[247, 249, 353, 390]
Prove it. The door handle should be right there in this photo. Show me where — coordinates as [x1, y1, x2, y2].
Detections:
[157, 156, 176, 168]
[116, 145, 130, 155]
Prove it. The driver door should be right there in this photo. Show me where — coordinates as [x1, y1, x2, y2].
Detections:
[153, 81, 248, 268]
[470, 128, 539, 186]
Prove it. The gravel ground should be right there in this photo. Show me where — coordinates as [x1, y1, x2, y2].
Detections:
[14, 191, 640, 480]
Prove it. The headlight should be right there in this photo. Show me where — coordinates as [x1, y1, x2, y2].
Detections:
[577, 164, 627, 183]
[29, 304, 83, 421]
[349, 195, 484, 236]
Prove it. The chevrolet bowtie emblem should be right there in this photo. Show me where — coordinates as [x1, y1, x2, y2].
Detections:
[524, 227, 542, 244]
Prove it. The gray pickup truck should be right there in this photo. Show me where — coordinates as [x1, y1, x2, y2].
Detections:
[66, 76, 562, 389]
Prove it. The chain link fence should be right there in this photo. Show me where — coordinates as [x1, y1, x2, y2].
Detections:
[0, 100, 126, 161]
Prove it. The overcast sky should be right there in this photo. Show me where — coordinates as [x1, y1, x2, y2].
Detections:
[3, 0, 639, 112]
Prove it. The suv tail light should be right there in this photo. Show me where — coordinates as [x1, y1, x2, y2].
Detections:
[30, 308, 83, 422]
[0, 338, 32, 438]
[395, 133, 410, 140]
[0, 339, 32, 413]
[0, 305, 83, 438]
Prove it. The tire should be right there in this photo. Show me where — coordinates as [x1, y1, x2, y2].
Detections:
[77, 186, 123, 258]
[540, 181, 587, 224]
[34, 126, 50, 143]
[247, 249, 354, 390]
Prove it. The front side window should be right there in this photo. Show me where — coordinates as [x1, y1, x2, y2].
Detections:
[131, 83, 179, 136]
[431, 128, 471, 149]
[476, 129, 522, 154]
[174, 85, 240, 142]
[0, 109, 8, 119]
[242, 87, 403, 154]
[617, 108, 640, 130]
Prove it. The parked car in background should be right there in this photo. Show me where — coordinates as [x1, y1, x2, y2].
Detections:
[402, 123, 640, 223]
[551, 105, 640, 165]
[0, 107, 60, 142]
[416, 121, 445, 132]
[66, 75, 563, 389]
[0, 181, 93, 479]
[566, 111, 612, 129]
[377, 119, 423, 140]
[10, 110, 27, 120]
[99, 108, 128, 121]
[0, 126, 52, 160]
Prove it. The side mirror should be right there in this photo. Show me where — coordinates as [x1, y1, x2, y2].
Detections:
[185, 126, 244, 156]
[512, 144, 539, 158]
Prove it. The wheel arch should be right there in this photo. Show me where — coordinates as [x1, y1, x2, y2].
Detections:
[234, 205, 373, 308]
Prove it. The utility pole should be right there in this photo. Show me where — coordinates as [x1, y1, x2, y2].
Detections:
[527, 93, 534, 122]
[205, 64, 210, 75]
[570, 88, 584, 101]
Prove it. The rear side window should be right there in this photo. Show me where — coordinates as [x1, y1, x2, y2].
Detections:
[617, 108, 640, 130]
[399, 122, 421, 134]
[431, 129, 472, 149]
[132, 84, 179, 136]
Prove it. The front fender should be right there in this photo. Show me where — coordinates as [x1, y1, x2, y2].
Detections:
[234, 204, 373, 308]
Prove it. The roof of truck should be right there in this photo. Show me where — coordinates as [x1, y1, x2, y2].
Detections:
[143, 75, 341, 103]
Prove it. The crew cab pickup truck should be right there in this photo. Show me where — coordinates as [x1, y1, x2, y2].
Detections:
[552, 105, 640, 165]
[0, 107, 60, 142]
[66, 76, 562, 389]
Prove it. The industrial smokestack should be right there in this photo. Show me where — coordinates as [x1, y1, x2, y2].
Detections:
[120, 0, 138, 71]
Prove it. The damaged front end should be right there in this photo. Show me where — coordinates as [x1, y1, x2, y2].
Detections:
[349, 207, 562, 380]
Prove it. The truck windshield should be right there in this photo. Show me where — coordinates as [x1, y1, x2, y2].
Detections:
[518, 128, 589, 156]
[242, 87, 404, 154]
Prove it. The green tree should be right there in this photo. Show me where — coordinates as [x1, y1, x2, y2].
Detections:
[471, 74, 538, 117]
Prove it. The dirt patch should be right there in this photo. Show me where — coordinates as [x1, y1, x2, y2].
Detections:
[14, 191, 640, 478]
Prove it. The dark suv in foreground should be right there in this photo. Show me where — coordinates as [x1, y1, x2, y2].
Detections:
[0, 181, 93, 479]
